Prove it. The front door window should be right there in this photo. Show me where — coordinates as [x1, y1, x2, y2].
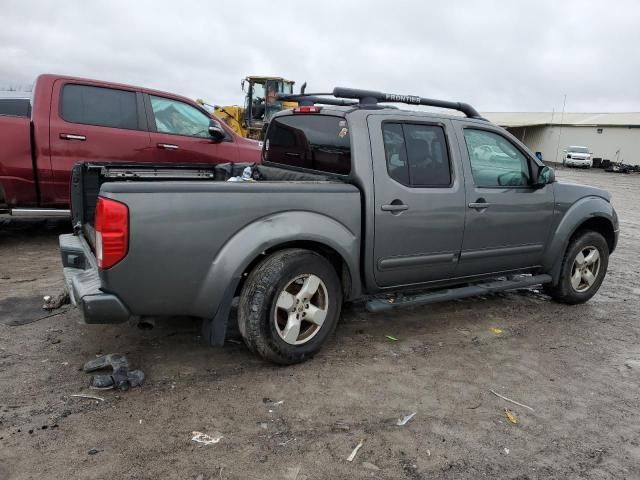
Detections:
[463, 129, 530, 187]
[150, 96, 211, 138]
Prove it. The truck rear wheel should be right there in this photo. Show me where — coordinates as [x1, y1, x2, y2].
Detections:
[238, 249, 342, 364]
[544, 230, 609, 304]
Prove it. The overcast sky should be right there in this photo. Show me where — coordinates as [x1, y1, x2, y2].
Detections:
[1, 0, 639, 112]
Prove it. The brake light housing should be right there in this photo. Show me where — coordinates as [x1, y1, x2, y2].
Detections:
[293, 106, 322, 114]
[95, 197, 129, 269]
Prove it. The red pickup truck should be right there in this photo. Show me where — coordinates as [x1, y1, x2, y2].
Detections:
[0, 74, 261, 216]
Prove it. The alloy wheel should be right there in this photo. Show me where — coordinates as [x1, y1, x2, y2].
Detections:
[273, 274, 329, 345]
[570, 246, 601, 293]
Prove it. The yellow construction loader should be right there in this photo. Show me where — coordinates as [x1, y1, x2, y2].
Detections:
[208, 76, 300, 140]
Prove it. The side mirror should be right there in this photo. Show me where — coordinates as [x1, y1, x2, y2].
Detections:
[208, 119, 226, 142]
[535, 165, 555, 187]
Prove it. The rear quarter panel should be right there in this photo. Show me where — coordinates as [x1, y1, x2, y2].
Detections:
[0, 115, 37, 206]
[98, 181, 361, 319]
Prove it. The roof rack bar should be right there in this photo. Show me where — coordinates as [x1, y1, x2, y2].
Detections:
[332, 87, 485, 119]
[276, 93, 358, 107]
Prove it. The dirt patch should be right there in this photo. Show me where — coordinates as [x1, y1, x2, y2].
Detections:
[1, 170, 639, 479]
[0, 296, 69, 326]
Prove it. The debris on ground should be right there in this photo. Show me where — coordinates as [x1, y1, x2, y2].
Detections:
[362, 461, 379, 471]
[490, 327, 503, 335]
[227, 166, 254, 182]
[347, 439, 364, 462]
[385, 335, 399, 342]
[490, 389, 535, 412]
[70, 394, 104, 402]
[83, 354, 145, 391]
[504, 447, 510, 454]
[42, 291, 70, 311]
[191, 431, 223, 445]
[333, 421, 350, 431]
[284, 465, 302, 480]
[396, 412, 417, 426]
[88, 448, 100, 455]
[504, 408, 518, 424]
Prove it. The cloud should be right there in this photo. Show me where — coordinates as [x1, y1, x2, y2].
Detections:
[1, 0, 638, 112]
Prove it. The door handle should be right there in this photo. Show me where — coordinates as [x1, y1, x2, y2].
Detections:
[157, 143, 179, 150]
[60, 133, 86, 141]
[381, 202, 409, 212]
[468, 201, 491, 210]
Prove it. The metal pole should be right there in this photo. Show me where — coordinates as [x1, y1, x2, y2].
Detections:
[555, 94, 567, 164]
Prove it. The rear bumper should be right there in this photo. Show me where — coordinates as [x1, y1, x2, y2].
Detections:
[59, 233, 131, 324]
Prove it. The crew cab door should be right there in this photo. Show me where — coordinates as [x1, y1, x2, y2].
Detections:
[369, 115, 466, 287]
[49, 81, 153, 206]
[453, 121, 554, 276]
[144, 94, 239, 163]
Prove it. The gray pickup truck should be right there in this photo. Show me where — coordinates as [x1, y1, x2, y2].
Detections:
[60, 87, 619, 364]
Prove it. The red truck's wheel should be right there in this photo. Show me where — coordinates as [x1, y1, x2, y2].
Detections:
[544, 230, 609, 304]
[238, 249, 342, 364]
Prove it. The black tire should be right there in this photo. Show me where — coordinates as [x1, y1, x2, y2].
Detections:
[544, 230, 609, 304]
[238, 249, 342, 364]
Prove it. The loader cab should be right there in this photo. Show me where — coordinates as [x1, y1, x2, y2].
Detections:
[242, 76, 295, 139]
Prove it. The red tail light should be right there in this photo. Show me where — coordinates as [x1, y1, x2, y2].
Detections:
[293, 106, 322, 113]
[95, 197, 128, 269]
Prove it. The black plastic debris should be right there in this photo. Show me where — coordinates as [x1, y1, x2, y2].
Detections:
[83, 354, 145, 391]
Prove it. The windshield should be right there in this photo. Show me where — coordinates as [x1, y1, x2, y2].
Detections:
[568, 146, 589, 153]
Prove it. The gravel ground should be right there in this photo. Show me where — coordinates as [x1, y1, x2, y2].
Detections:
[0, 167, 639, 480]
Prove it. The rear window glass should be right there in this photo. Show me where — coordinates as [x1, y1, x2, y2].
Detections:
[264, 115, 351, 175]
[0, 98, 31, 117]
[61, 84, 138, 130]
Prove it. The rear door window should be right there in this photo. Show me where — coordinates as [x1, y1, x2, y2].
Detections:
[382, 122, 452, 187]
[264, 115, 351, 175]
[61, 84, 138, 130]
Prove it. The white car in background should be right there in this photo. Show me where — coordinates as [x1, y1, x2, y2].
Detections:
[564, 146, 593, 168]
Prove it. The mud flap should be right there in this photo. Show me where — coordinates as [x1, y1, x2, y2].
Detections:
[201, 277, 241, 346]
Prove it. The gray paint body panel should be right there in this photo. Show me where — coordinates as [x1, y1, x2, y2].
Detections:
[99, 181, 361, 318]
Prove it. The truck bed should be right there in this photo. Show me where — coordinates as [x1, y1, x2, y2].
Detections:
[65, 162, 361, 321]
[71, 162, 338, 246]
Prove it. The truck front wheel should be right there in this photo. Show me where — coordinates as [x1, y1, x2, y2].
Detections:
[238, 249, 342, 364]
[544, 230, 609, 304]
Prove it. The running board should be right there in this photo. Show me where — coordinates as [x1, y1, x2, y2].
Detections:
[365, 274, 552, 313]
[10, 208, 71, 218]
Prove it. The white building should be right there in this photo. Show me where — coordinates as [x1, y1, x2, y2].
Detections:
[483, 112, 640, 166]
